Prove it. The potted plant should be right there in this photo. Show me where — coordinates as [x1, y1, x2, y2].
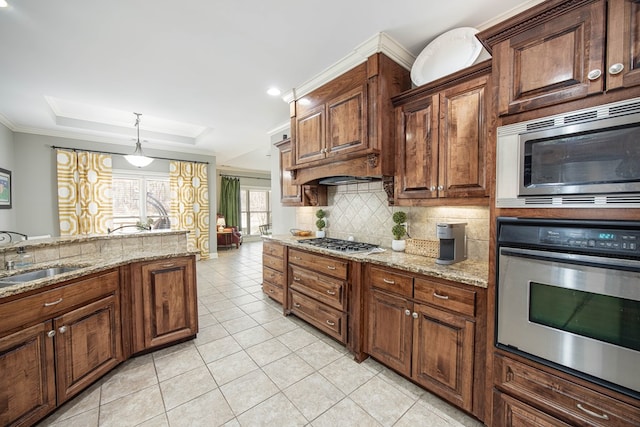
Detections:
[315, 209, 327, 237]
[391, 211, 407, 251]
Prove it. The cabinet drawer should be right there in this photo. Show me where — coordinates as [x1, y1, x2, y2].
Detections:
[262, 282, 283, 304]
[263, 241, 284, 258]
[494, 354, 640, 427]
[289, 249, 347, 279]
[289, 266, 345, 311]
[263, 267, 283, 287]
[0, 269, 119, 335]
[263, 254, 284, 272]
[414, 278, 475, 317]
[290, 290, 346, 343]
[368, 266, 413, 298]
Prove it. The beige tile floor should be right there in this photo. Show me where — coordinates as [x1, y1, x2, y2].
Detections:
[37, 240, 485, 427]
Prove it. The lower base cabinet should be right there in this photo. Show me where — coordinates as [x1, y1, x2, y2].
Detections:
[366, 265, 482, 416]
[131, 256, 198, 353]
[0, 269, 123, 427]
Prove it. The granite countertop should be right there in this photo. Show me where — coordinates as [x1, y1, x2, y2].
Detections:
[266, 235, 488, 288]
[0, 249, 197, 299]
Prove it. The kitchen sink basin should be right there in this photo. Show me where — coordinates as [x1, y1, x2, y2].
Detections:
[0, 266, 83, 287]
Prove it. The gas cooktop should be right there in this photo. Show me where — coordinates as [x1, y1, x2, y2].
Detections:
[298, 237, 380, 253]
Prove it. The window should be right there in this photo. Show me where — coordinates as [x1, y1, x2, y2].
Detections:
[112, 170, 171, 230]
[240, 188, 271, 236]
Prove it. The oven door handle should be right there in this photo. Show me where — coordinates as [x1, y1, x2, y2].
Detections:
[500, 246, 640, 272]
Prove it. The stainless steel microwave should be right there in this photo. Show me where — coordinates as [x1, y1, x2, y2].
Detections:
[496, 97, 640, 208]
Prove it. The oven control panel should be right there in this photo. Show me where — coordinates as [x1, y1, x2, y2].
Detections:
[539, 227, 640, 253]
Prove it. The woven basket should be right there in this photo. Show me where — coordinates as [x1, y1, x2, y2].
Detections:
[405, 239, 439, 258]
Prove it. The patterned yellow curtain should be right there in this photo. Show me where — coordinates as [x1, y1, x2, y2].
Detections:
[56, 149, 113, 235]
[169, 161, 209, 259]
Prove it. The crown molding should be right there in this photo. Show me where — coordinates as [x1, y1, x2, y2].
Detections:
[0, 112, 17, 131]
[267, 121, 290, 137]
[282, 32, 415, 103]
[476, 0, 547, 31]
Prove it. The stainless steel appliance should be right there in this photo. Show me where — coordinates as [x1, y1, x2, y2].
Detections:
[496, 217, 640, 398]
[436, 222, 467, 265]
[496, 97, 640, 208]
[298, 237, 379, 253]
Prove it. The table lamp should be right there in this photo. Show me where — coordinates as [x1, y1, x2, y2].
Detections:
[217, 217, 226, 232]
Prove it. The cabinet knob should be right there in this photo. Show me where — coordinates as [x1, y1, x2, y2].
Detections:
[412, 312, 418, 319]
[430, 186, 436, 191]
[587, 69, 602, 80]
[437, 185, 443, 191]
[608, 63, 624, 75]
[59, 326, 67, 334]
[405, 309, 411, 316]
[47, 330, 56, 338]
[293, 303, 301, 308]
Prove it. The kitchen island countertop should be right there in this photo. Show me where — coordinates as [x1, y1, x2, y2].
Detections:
[265, 235, 488, 288]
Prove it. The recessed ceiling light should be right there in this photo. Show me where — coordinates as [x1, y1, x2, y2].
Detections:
[0, 1, 8, 8]
[267, 87, 281, 96]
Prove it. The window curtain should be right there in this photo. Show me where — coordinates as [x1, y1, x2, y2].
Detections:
[56, 149, 113, 235]
[219, 176, 240, 228]
[169, 161, 210, 259]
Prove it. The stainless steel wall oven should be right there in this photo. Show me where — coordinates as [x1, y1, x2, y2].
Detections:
[496, 217, 640, 399]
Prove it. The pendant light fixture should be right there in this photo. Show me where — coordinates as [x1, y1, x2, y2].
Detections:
[124, 112, 154, 168]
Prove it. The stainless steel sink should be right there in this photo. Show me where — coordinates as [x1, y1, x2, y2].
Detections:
[0, 266, 83, 287]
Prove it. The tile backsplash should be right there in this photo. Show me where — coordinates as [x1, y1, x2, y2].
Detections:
[295, 181, 489, 262]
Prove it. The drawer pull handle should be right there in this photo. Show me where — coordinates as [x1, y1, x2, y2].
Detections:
[382, 278, 395, 284]
[293, 276, 301, 281]
[161, 263, 176, 268]
[44, 298, 63, 307]
[294, 303, 301, 308]
[326, 290, 336, 295]
[326, 266, 336, 270]
[293, 256, 301, 260]
[433, 292, 449, 300]
[326, 320, 336, 326]
[576, 404, 609, 420]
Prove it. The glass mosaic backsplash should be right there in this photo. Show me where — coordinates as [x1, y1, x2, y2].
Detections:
[295, 181, 489, 262]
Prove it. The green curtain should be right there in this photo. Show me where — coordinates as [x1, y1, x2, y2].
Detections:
[219, 176, 240, 228]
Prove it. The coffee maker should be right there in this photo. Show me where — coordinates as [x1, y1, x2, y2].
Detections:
[436, 222, 467, 265]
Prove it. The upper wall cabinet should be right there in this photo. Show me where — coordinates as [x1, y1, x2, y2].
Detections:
[477, 0, 640, 116]
[275, 138, 327, 207]
[392, 61, 491, 206]
[289, 53, 411, 185]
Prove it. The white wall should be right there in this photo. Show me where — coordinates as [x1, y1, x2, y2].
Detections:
[11, 132, 218, 252]
[0, 123, 15, 230]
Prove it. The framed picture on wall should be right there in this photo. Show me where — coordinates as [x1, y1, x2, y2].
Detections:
[0, 168, 11, 209]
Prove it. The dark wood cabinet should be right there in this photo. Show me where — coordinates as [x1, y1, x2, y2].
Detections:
[0, 269, 122, 426]
[393, 62, 490, 205]
[289, 53, 411, 185]
[493, 354, 640, 426]
[365, 265, 482, 416]
[262, 240, 286, 305]
[287, 249, 350, 344]
[131, 256, 198, 353]
[477, 0, 640, 116]
[275, 138, 327, 207]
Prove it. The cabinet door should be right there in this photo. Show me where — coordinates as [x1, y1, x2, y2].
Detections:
[412, 303, 475, 412]
[493, 390, 573, 427]
[276, 139, 302, 205]
[295, 104, 325, 164]
[0, 321, 56, 427]
[326, 85, 367, 157]
[54, 294, 123, 403]
[395, 95, 439, 200]
[493, 0, 606, 115]
[134, 257, 198, 352]
[607, 0, 640, 90]
[366, 290, 412, 376]
[438, 74, 489, 199]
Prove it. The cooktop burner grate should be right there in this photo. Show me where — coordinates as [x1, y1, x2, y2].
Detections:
[298, 237, 379, 253]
